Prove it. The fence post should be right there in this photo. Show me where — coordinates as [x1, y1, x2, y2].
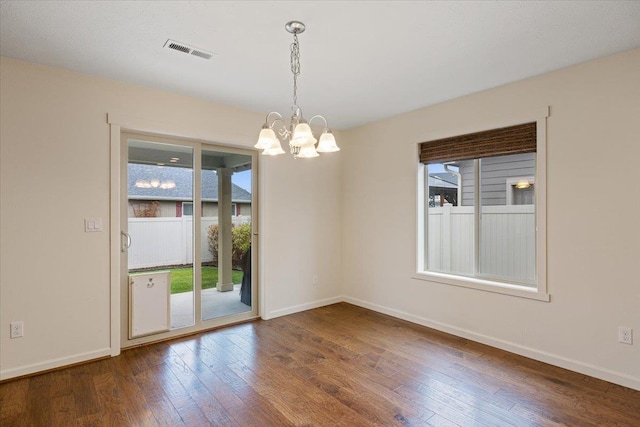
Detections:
[441, 204, 452, 271]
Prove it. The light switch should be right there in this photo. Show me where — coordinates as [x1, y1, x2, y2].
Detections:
[85, 218, 102, 232]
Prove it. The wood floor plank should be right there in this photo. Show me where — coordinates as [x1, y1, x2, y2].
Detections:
[168, 338, 292, 426]
[509, 403, 579, 427]
[24, 374, 55, 426]
[133, 368, 187, 427]
[1, 302, 639, 426]
[92, 372, 132, 426]
[152, 360, 214, 426]
[50, 394, 77, 426]
[70, 364, 103, 419]
[0, 377, 29, 423]
[107, 355, 159, 426]
[223, 335, 377, 427]
[263, 318, 435, 423]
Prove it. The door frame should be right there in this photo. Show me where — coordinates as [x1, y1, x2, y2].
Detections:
[108, 114, 261, 355]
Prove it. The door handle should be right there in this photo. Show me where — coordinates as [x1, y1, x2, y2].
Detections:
[121, 231, 131, 253]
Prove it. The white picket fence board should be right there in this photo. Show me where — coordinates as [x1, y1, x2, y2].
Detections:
[427, 205, 535, 283]
[128, 216, 250, 269]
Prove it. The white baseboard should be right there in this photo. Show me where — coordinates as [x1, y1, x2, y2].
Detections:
[263, 296, 343, 320]
[343, 296, 640, 392]
[0, 348, 112, 381]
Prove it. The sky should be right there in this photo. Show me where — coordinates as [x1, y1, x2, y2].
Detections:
[232, 170, 252, 192]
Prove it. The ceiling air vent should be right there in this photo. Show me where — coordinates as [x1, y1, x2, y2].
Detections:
[163, 39, 214, 60]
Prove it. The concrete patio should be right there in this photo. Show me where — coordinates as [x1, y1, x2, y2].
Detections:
[170, 284, 251, 328]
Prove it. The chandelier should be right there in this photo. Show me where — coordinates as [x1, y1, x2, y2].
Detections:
[255, 21, 340, 158]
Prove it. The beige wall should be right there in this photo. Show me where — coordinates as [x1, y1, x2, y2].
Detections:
[342, 48, 640, 390]
[2, 49, 638, 389]
[0, 57, 343, 379]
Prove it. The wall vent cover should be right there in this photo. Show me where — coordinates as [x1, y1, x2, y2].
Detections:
[163, 39, 214, 60]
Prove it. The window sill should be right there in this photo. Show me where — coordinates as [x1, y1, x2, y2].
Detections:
[412, 271, 550, 302]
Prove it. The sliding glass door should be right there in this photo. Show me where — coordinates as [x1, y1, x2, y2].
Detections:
[121, 132, 257, 345]
[201, 149, 254, 321]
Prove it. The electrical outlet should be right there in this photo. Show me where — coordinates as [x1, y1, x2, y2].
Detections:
[312, 275, 319, 286]
[618, 327, 633, 345]
[10, 321, 24, 339]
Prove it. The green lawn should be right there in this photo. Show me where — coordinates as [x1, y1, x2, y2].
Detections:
[135, 267, 244, 294]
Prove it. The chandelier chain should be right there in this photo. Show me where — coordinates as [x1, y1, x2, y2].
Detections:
[291, 33, 301, 107]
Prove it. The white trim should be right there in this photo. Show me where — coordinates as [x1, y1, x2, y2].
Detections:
[342, 296, 640, 392]
[109, 124, 121, 357]
[412, 271, 549, 302]
[535, 116, 548, 297]
[108, 113, 260, 351]
[416, 162, 427, 271]
[193, 145, 203, 323]
[262, 296, 343, 320]
[416, 107, 549, 300]
[0, 348, 111, 381]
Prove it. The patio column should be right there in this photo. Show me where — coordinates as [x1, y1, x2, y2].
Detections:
[217, 168, 234, 292]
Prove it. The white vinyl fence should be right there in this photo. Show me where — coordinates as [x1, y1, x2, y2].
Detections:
[427, 205, 535, 283]
[128, 216, 251, 269]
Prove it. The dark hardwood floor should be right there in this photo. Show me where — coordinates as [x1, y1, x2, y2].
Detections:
[1, 303, 639, 426]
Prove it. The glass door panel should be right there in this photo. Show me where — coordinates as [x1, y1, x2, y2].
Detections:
[201, 149, 253, 320]
[127, 139, 195, 329]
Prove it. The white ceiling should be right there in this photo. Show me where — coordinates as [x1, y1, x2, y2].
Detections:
[2, 1, 640, 130]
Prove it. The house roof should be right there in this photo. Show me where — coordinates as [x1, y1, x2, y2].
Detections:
[128, 163, 251, 202]
[429, 172, 458, 189]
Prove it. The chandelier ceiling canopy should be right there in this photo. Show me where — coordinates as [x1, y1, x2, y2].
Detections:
[255, 21, 340, 159]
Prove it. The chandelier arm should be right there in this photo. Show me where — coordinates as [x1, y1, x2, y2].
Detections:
[308, 115, 329, 131]
[307, 114, 330, 132]
[268, 117, 292, 140]
[265, 111, 283, 127]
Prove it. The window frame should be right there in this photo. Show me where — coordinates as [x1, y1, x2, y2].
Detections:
[415, 110, 549, 302]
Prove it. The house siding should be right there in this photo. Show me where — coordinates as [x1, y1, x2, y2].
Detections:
[460, 152, 535, 206]
[128, 200, 251, 218]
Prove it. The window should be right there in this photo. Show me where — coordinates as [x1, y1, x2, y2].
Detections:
[231, 203, 237, 216]
[416, 119, 548, 300]
[182, 201, 193, 216]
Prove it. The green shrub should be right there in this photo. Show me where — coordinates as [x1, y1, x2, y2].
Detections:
[207, 224, 219, 264]
[208, 222, 251, 269]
